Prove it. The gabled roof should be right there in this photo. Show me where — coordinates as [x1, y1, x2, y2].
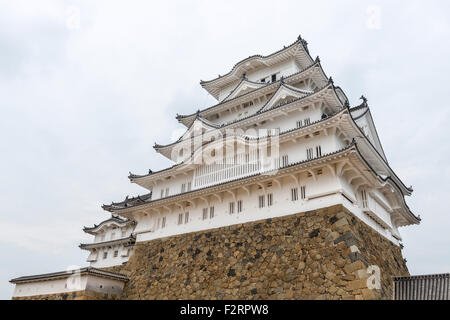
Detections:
[350, 96, 388, 162]
[257, 80, 313, 113]
[10, 267, 129, 284]
[83, 216, 135, 235]
[154, 113, 221, 152]
[79, 235, 136, 250]
[102, 193, 152, 212]
[200, 35, 314, 99]
[128, 82, 344, 185]
[178, 57, 328, 127]
[221, 77, 267, 102]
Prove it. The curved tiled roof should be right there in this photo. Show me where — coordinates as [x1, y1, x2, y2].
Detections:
[79, 235, 136, 250]
[128, 91, 345, 180]
[177, 57, 325, 122]
[200, 35, 311, 86]
[10, 267, 129, 284]
[83, 216, 132, 233]
[102, 193, 152, 212]
[108, 143, 357, 213]
[220, 76, 267, 102]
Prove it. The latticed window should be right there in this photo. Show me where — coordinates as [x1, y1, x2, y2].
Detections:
[237, 200, 243, 213]
[202, 208, 208, 220]
[184, 212, 189, 224]
[316, 145, 322, 157]
[307, 148, 314, 160]
[291, 188, 299, 201]
[259, 195, 265, 208]
[114, 250, 118, 258]
[304, 117, 311, 125]
[162, 217, 166, 228]
[103, 252, 108, 259]
[361, 189, 368, 208]
[300, 186, 306, 200]
[181, 183, 186, 193]
[229, 202, 235, 214]
[281, 155, 289, 167]
[267, 193, 273, 206]
[296, 120, 303, 128]
[178, 213, 183, 225]
[209, 206, 215, 219]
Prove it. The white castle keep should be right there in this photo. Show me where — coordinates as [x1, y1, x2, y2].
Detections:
[10, 35, 422, 300]
[98, 35, 420, 253]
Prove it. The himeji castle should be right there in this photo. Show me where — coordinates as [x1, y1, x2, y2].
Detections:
[102, 35, 420, 246]
[10, 35, 425, 300]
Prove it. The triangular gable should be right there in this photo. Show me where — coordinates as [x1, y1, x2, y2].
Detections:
[351, 100, 388, 162]
[180, 117, 219, 141]
[259, 83, 312, 112]
[222, 79, 267, 102]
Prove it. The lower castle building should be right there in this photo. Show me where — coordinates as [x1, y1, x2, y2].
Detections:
[10, 35, 427, 300]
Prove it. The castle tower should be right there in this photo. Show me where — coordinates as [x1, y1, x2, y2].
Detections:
[80, 215, 136, 268]
[104, 36, 419, 246]
[99, 36, 420, 300]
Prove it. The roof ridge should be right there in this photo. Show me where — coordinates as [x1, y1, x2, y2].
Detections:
[178, 60, 322, 121]
[200, 36, 310, 86]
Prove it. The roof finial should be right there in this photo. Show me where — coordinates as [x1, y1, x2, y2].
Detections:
[148, 169, 152, 174]
[315, 56, 320, 63]
[329, 77, 334, 84]
[360, 95, 368, 105]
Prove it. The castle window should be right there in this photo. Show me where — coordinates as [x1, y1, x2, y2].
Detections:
[271, 74, 277, 82]
[114, 250, 118, 258]
[209, 206, 215, 219]
[178, 213, 183, 225]
[291, 188, 299, 201]
[237, 200, 243, 213]
[307, 148, 314, 160]
[187, 182, 192, 191]
[103, 252, 108, 259]
[202, 208, 208, 220]
[181, 183, 186, 193]
[361, 189, 368, 208]
[300, 186, 306, 200]
[316, 146, 322, 157]
[184, 212, 189, 224]
[162, 217, 166, 228]
[267, 193, 273, 206]
[304, 118, 311, 125]
[282, 155, 289, 167]
[258, 195, 265, 208]
[296, 120, 303, 128]
[229, 202, 235, 214]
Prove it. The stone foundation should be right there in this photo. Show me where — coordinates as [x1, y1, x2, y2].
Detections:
[15, 205, 408, 300]
[119, 205, 408, 300]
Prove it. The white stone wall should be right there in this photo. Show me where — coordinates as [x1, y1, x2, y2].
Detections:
[12, 274, 125, 298]
[134, 169, 401, 246]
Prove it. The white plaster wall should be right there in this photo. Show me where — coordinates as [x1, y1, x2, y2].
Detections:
[217, 59, 301, 101]
[12, 275, 125, 298]
[135, 171, 401, 246]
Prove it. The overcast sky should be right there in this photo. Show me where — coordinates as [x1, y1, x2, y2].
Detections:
[1, 0, 450, 299]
